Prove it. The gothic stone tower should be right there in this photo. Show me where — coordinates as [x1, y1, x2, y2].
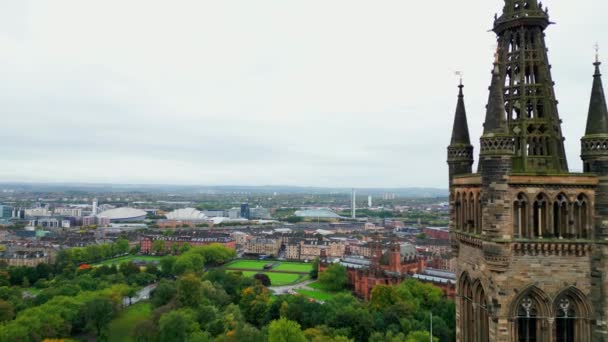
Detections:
[448, 1, 608, 341]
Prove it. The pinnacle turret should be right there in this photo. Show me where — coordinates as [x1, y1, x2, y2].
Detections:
[450, 83, 471, 145]
[482, 64, 508, 137]
[581, 55, 608, 172]
[447, 81, 474, 181]
[584, 59, 608, 136]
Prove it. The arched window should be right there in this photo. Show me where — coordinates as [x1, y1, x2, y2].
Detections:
[476, 192, 483, 235]
[511, 287, 550, 342]
[468, 192, 475, 233]
[459, 274, 475, 342]
[533, 194, 550, 238]
[556, 297, 575, 342]
[513, 193, 529, 238]
[462, 194, 468, 232]
[553, 194, 570, 238]
[473, 281, 490, 342]
[573, 194, 590, 239]
[517, 297, 538, 342]
[554, 288, 592, 342]
[455, 193, 462, 230]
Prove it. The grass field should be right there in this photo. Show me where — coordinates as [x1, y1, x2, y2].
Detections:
[225, 260, 312, 273]
[295, 289, 334, 301]
[231, 270, 307, 286]
[296, 281, 347, 301]
[224, 260, 270, 270]
[308, 281, 326, 290]
[107, 302, 152, 342]
[272, 262, 312, 273]
[92, 255, 162, 266]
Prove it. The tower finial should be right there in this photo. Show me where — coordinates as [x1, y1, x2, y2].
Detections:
[455, 71, 464, 90]
[595, 42, 600, 65]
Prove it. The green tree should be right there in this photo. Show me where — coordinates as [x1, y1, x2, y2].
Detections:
[172, 253, 204, 275]
[268, 318, 307, 342]
[0, 300, 14, 322]
[85, 297, 115, 337]
[152, 240, 165, 254]
[310, 257, 319, 279]
[253, 273, 271, 286]
[159, 311, 189, 342]
[405, 331, 438, 342]
[318, 263, 347, 291]
[115, 239, 130, 255]
[189, 244, 236, 266]
[370, 285, 398, 310]
[126, 287, 138, 306]
[177, 274, 203, 308]
[179, 243, 192, 254]
[159, 255, 176, 276]
[152, 279, 177, 308]
[240, 285, 271, 327]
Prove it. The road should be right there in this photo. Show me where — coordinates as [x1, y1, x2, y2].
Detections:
[269, 279, 315, 295]
[123, 284, 156, 306]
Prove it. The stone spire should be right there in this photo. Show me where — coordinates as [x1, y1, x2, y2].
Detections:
[447, 79, 474, 182]
[582, 53, 608, 172]
[492, 0, 569, 173]
[584, 55, 608, 136]
[451, 80, 471, 145]
[479, 51, 514, 162]
[482, 63, 509, 137]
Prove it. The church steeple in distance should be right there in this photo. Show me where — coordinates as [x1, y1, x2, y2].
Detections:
[493, 0, 569, 173]
[447, 75, 474, 184]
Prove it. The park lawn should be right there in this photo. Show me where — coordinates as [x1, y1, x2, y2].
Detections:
[233, 271, 304, 286]
[93, 255, 162, 266]
[225, 260, 311, 273]
[272, 262, 312, 273]
[302, 281, 348, 298]
[107, 302, 152, 342]
[307, 281, 326, 290]
[295, 289, 335, 301]
[224, 260, 270, 270]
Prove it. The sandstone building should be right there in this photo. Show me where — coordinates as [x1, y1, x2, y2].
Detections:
[448, 1, 608, 341]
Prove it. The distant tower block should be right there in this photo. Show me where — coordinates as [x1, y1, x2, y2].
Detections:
[351, 189, 357, 219]
[92, 198, 98, 216]
[368, 195, 372, 207]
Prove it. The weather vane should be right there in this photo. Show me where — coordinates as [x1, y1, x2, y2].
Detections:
[454, 71, 463, 86]
[595, 42, 600, 63]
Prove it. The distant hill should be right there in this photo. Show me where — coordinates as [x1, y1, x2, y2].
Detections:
[0, 183, 447, 197]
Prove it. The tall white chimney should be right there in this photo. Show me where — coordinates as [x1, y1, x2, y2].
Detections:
[351, 189, 356, 219]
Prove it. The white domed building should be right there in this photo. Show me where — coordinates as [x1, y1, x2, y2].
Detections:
[165, 208, 208, 221]
[97, 207, 147, 222]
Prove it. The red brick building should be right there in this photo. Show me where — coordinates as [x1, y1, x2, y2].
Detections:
[319, 243, 430, 300]
[422, 227, 449, 240]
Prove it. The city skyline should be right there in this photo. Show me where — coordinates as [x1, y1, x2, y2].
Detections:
[1, 0, 606, 188]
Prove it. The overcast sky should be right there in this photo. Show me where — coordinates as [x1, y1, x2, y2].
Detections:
[0, 0, 606, 188]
